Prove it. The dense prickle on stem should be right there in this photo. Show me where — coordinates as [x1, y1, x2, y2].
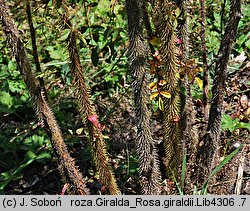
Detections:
[64, 17, 120, 194]
[197, 0, 241, 182]
[0, 0, 89, 194]
[152, 0, 181, 177]
[126, 0, 162, 194]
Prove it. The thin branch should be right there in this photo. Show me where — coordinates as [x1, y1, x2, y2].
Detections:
[200, 0, 209, 122]
[26, 0, 48, 100]
[234, 153, 245, 195]
[220, 0, 227, 36]
[142, 0, 155, 54]
[197, 0, 241, 183]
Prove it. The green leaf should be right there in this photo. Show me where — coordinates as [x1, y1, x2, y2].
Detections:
[112, 29, 120, 41]
[245, 39, 250, 49]
[16, 159, 34, 172]
[59, 29, 71, 41]
[89, 39, 98, 46]
[0, 91, 13, 108]
[104, 75, 118, 83]
[49, 49, 66, 60]
[0, 159, 34, 190]
[237, 34, 247, 46]
[119, 31, 127, 38]
[181, 150, 187, 194]
[98, 40, 108, 50]
[8, 80, 23, 93]
[172, 176, 183, 195]
[237, 122, 250, 131]
[0, 71, 9, 79]
[152, 100, 159, 112]
[36, 152, 51, 161]
[221, 114, 240, 132]
[45, 46, 54, 52]
[212, 149, 239, 180]
[61, 64, 71, 85]
[26, 151, 37, 159]
[7, 60, 17, 71]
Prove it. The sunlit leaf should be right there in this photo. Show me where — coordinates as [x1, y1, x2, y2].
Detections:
[158, 79, 167, 86]
[195, 77, 203, 89]
[103, 135, 110, 139]
[148, 81, 157, 90]
[149, 37, 161, 46]
[68, 129, 73, 135]
[160, 91, 171, 98]
[76, 127, 84, 135]
[150, 92, 159, 100]
[158, 97, 164, 111]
